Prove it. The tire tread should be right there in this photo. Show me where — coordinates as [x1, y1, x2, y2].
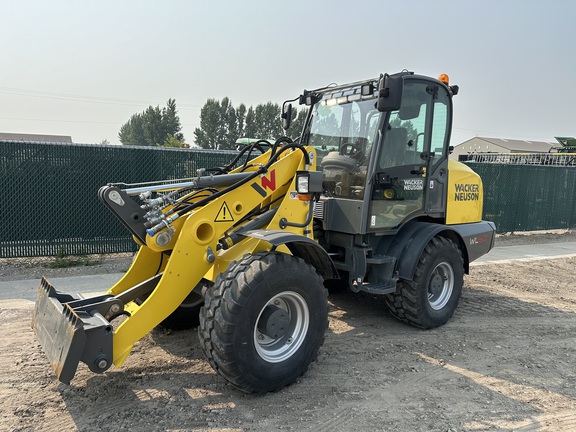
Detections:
[199, 252, 328, 393]
[385, 236, 463, 329]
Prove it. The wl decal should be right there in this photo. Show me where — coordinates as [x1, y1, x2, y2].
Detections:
[469, 233, 489, 245]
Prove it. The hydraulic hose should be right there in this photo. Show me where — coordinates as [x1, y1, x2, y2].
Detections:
[217, 207, 279, 250]
[209, 140, 270, 174]
[175, 141, 310, 218]
[279, 198, 315, 229]
[146, 141, 311, 236]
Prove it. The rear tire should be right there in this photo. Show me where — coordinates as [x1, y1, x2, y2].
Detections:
[385, 236, 463, 329]
[198, 251, 328, 393]
[156, 280, 209, 331]
[159, 291, 203, 331]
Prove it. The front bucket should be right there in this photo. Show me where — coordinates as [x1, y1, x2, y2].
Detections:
[32, 277, 113, 384]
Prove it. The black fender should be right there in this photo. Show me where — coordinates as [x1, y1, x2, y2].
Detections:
[380, 221, 471, 282]
[241, 230, 339, 280]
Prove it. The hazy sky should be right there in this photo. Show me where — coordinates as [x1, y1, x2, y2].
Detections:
[1, 1, 574, 146]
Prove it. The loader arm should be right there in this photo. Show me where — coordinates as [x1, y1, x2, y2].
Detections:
[112, 148, 313, 366]
[33, 144, 319, 382]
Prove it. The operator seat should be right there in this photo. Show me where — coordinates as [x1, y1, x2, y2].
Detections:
[379, 127, 408, 168]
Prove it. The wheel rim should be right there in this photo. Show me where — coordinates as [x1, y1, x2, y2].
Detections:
[180, 291, 203, 308]
[254, 291, 309, 363]
[427, 262, 454, 310]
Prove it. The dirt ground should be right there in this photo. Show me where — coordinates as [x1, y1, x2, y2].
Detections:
[1, 231, 576, 431]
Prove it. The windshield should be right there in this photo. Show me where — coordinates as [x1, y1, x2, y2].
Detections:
[308, 93, 381, 163]
[305, 88, 382, 199]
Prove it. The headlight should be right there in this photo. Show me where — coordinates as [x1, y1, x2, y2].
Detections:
[296, 170, 323, 197]
[296, 172, 310, 194]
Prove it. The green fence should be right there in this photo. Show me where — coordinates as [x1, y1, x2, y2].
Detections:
[0, 141, 246, 258]
[466, 162, 576, 233]
[1, 142, 575, 258]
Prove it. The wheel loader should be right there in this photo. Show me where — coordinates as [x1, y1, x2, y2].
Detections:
[32, 71, 496, 393]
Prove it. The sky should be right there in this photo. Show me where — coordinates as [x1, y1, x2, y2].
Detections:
[1, 0, 574, 146]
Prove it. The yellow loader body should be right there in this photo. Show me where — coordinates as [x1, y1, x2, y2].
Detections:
[32, 71, 496, 393]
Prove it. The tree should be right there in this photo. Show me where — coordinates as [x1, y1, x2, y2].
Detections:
[287, 108, 307, 141]
[193, 98, 312, 149]
[245, 102, 284, 140]
[236, 103, 247, 138]
[193, 98, 238, 150]
[163, 135, 189, 148]
[118, 98, 184, 146]
[163, 99, 182, 141]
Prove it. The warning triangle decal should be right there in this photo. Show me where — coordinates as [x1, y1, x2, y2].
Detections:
[215, 201, 234, 222]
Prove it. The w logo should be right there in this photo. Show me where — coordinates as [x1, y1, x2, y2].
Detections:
[251, 170, 277, 197]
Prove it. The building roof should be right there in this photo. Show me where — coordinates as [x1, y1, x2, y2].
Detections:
[457, 137, 554, 153]
[0, 132, 72, 143]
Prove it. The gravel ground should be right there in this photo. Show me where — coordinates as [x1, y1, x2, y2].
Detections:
[1, 229, 576, 431]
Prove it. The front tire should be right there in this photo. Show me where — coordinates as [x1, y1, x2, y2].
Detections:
[199, 252, 328, 393]
[385, 236, 464, 329]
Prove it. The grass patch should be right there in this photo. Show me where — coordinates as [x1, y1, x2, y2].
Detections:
[47, 256, 102, 269]
[46, 247, 103, 269]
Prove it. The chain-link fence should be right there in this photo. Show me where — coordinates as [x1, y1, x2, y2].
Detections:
[466, 162, 576, 233]
[2, 141, 575, 257]
[1, 141, 247, 258]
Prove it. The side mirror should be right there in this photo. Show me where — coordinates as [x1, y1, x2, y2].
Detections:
[376, 74, 403, 112]
[282, 103, 292, 130]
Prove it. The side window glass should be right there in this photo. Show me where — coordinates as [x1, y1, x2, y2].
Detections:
[364, 110, 380, 158]
[379, 81, 431, 169]
[430, 88, 450, 168]
[309, 104, 343, 151]
[348, 103, 361, 142]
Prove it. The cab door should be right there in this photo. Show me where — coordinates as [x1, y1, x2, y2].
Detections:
[368, 79, 449, 230]
[424, 84, 452, 216]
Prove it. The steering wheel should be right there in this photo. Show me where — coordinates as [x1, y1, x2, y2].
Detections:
[339, 142, 364, 162]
